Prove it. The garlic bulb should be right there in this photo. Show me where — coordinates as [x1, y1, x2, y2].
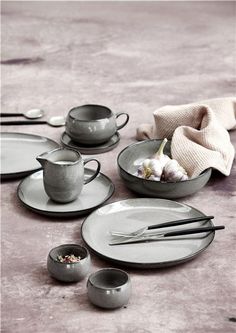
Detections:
[152, 138, 170, 168]
[136, 138, 188, 182]
[163, 159, 188, 182]
[137, 138, 170, 180]
[137, 158, 162, 181]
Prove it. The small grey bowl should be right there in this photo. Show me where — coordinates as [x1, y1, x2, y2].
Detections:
[87, 268, 131, 309]
[117, 139, 212, 199]
[47, 244, 91, 282]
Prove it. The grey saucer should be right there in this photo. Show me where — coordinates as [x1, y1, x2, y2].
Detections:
[17, 168, 115, 217]
[61, 132, 120, 154]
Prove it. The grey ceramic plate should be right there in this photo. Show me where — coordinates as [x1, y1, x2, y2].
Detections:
[0, 132, 59, 179]
[82, 199, 215, 268]
[61, 132, 120, 154]
[17, 169, 115, 217]
[117, 140, 212, 199]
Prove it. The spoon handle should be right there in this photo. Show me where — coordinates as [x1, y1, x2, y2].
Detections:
[0, 120, 47, 125]
[164, 225, 225, 237]
[148, 215, 214, 230]
[0, 113, 24, 117]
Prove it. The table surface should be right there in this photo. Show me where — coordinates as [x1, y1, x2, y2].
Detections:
[1, 2, 236, 333]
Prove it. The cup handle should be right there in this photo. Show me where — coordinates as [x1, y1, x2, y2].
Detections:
[83, 158, 101, 185]
[115, 113, 129, 131]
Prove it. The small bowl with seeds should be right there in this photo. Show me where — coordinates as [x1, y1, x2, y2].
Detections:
[47, 244, 91, 282]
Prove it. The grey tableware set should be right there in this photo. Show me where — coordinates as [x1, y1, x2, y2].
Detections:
[34, 104, 129, 206]
[1, 104, 223, 310]
[43, 105, 131, 309]
[1, 105, 131, 309]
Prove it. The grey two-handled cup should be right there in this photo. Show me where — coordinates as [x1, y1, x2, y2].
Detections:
[65, 104, 129, 145]
[37, 148, 101, 203]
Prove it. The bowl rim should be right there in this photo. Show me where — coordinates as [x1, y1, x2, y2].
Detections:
[68, 104, 113, 122]
[87, 268, 130, 290]
[117, 139, 212, 184]
[48, 243, 90, 265]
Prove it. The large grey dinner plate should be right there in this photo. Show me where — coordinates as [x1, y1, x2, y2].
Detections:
[0, 132, 59, 179]
[81, 199, 215, 268]
[61, 132, 120, 154]
[17, 169, 115, 217]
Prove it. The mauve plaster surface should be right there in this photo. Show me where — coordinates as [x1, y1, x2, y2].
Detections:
[1, 1, 236, 333]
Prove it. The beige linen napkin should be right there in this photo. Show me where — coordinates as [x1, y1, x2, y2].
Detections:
[136, 97, 236, 178]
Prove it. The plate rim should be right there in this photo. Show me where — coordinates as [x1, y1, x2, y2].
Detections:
[17, 168, 115, 217]
[81, 198, 215, 268]
[0, 131, 60, 179]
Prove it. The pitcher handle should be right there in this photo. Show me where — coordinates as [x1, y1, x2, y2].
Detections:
[116, 112, 129, 131]
[83, 158, 101, 185]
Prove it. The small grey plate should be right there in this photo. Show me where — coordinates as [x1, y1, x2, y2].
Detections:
[17, 169, 115, 217]
[0, 132, 59, 179]
[81, 198, 215, 268]
[61, 132, 120, 154]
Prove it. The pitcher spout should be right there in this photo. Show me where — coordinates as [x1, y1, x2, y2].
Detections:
[36, 152, 49, 168]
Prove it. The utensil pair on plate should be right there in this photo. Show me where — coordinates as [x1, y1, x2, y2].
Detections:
[110, 215, 225, 245]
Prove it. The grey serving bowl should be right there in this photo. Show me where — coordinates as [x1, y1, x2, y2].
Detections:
[47, 244, 91, 282]
[87, 268, 131, 309]
[117, 139, 212, 199]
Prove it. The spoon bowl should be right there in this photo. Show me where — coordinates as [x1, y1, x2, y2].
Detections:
[24, 108, 45, 119]
[48, 116, 66, 127]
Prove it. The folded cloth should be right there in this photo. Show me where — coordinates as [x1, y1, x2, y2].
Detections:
[136, 97, 236, 178]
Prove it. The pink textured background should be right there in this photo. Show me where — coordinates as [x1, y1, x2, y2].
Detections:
[1, 2, 236, 333]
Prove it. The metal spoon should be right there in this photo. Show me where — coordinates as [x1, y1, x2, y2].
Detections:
[0, 108, 45, 119]
[0, 116, 65, 127]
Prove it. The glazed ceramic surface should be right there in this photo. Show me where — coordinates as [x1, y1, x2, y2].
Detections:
[117, 139, 212, 199]
[65, 104, 129, 145]
[87, 268, 131, 309]
[47, 244, 91, 282]
[17, 169, 114, 217]
[0, 132, 59, 179]
[81, 199, 215, 268]
[61, 132, 120, 154]
[37, 148, 100, 203]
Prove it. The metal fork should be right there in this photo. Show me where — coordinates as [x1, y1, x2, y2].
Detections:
[109, 225, 225, 245]
[110, 215, 214, 239]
